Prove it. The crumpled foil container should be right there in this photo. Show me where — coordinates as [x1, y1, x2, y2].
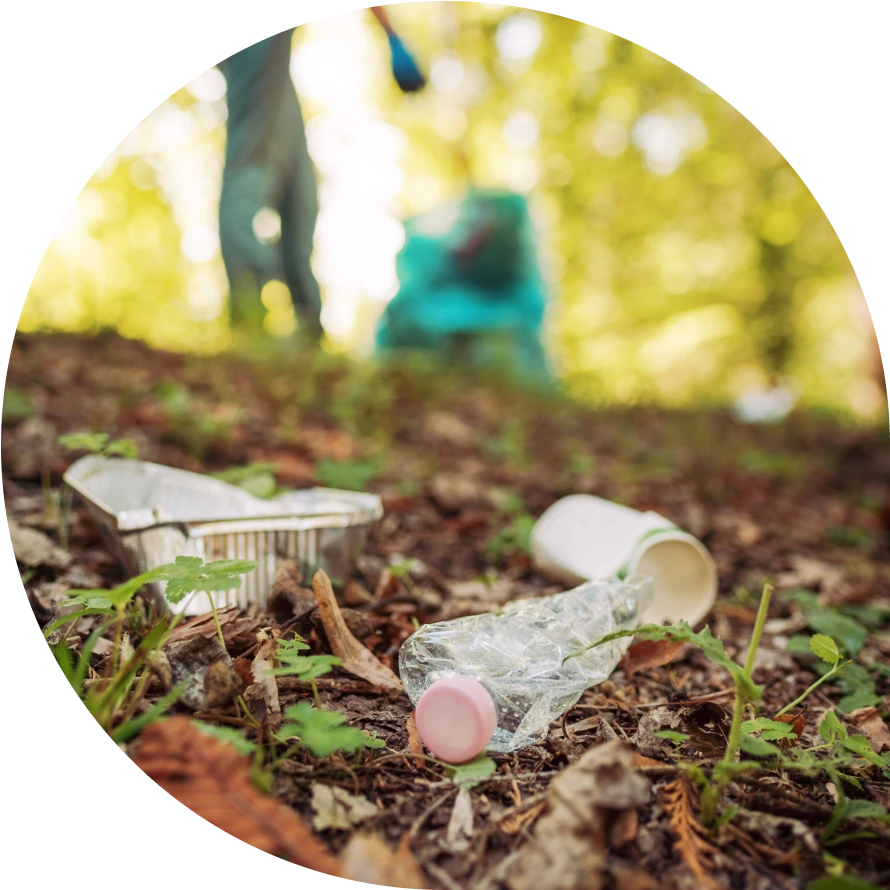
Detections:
[63, 456, 383, 615]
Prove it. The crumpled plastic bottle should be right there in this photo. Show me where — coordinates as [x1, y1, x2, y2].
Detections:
[399, 574, 653, 763]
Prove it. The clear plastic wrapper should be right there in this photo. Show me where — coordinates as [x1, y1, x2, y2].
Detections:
[400, 574, 653, 754]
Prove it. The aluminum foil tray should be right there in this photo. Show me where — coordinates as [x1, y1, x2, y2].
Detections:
[63, 456, 383, 615]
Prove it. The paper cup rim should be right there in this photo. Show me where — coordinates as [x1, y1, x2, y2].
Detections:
[628, 529, 717, 626]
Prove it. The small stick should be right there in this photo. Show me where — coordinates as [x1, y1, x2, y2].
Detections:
[633, 687, 736, 709]
[408, 789, 456, 839]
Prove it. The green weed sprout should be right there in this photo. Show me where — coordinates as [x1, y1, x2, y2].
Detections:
[47, 557, 257, 742]
[578, 583, 889, 830]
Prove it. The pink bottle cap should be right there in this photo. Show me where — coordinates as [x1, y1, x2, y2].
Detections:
[415, 675, 497, 764]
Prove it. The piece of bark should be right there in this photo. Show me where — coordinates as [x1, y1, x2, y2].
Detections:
[267, 560, 316, 624]
[164, 635, 238, 711]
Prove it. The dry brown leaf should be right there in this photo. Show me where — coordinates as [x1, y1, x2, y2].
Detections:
[311, 782, 378, 831]
[231, 656, 253, 694]
[609, 808, 638, 848]
[375, 566, 400, 600]
[340, 834, 426, 889]
[848, 707, 890, 753]
[423, 411, 477, 447]
[611, 861, 659, 890]
[312, 570, 403, 692]
[620, 639, 685, 678]
[507, 740, 650, 890]
[406, 711, 425, 768]
[552, 715, 601, 739]
[166, 607, 262, 647]
[660, 776, 720, 890]
[775, 555, 847, 598]
[634, 753, 667, 769]
[299, 427, 355, 461]
[430, 473, 489, 512]
[167, 610, 230, 644]
[633, 706, 685, 760]
[499, 800, 546, 835]
[131, 716, 342, 875]
[344, 578, 375, 606]
[445, 785, 474, 852]
[8, 517, 71, 568]
[774, 712, 806, 748]
[250, 630, 281, 727]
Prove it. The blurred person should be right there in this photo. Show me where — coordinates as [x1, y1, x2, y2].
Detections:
[218, 8, 424, 342]
[376, 188, 551, 382]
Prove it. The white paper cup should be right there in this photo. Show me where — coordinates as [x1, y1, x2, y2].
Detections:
[531, 494, 717, 626]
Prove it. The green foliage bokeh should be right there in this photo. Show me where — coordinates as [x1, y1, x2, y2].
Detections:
[20, 4, 882, 417]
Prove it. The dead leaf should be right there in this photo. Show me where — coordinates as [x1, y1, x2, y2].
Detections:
[132, 716, 342, 875]
[552, 715, 601, 739]
[340, 834, 426, 889]
[344, 579, 374, 606]
[5, 416, 58, 479]
[507, 740, 650, 890]
[448, 577, 513, 603]
[848, 707, 890, 753]
[164, 635, 238, 711]
[91, 637, 115, 657]
[266, 560, 316, 624]
[499, 799, 547, 835]
[150, 649, 172, 690]
[424, 411, 477, 447]
[598, 719, 620, 743]
[430, 473, 489, 512]
[632, 707, 685, 760]
[249, 630, 280, 727]
[299, 427, 355, 461]
[231, 656, 253, 694]
[609, 808, 638, 848]
[8, 517, 71, 568]
[683, 701, 731, 758]
[611, 861, 659, 890]
[58, 564, 104, 589]
[620, 639, 685, 678]
[660, 776, 720, 890]
[775, 555, 847, 599]
[119, 632, 134, 666]
[29, 580, 70, 614]
[774, 711, 806, 748]
[163, 611, 231, 645]
[445, 785, 474, 852]
[338, 608, 379, 640]
[312, 570, 402, 692]
[634, 753, 666, 769]
[311, 782, 378, 831]
[245, 447, 314, 486]
[406, 711, 424, 768]
[166, 607, 262, 648]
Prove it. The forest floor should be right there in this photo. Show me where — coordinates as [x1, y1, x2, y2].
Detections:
[6, 331, 890, 890]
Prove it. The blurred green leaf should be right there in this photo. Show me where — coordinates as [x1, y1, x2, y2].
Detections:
[315, 458, 379, 492]
[445, 754, 497, 787]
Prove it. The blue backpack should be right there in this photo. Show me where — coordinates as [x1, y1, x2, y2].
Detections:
[376, 189, 550, 381]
